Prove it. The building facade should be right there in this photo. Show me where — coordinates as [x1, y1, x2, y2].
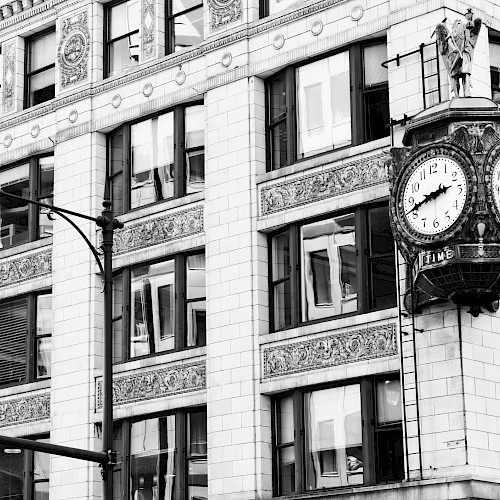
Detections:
[0, 0, 499, 499]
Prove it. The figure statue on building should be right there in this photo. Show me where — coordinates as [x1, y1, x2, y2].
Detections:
[435, 9, 482, 97]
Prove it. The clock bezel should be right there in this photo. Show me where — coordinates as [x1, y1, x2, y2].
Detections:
[484, 144, 500, 225]
[393, 145, 476, 246]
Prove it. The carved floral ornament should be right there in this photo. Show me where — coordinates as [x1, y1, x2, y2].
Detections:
[0, 392, 50, 428]
[260, 153, 389, 215]
[96, 362, 206, 408]
[207, 0, 242, 30]
[0, 248, 52, 288]
[262, 323, 397, 378]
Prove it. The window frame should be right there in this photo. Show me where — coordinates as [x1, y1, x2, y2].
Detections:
[0, 290, 52, 388]
[107, 102, 204, 215]
[112, 250, 206, 363]
[114, 407, 207, 500]
[489, 30, 500, 104]
[104, 0, 141, 78]
[268, 203, 397, 332]
[165, 0, 204, 54]
[265, 39, 389, 171]
[271, 375, 403, 496]
[24, 27, 56, 109]
[0, 153, 54, 250]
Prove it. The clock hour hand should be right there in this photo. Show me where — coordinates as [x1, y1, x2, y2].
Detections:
[406, 184, 451, 214]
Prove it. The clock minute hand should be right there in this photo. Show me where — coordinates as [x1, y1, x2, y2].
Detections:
[406, 184, 451, 214]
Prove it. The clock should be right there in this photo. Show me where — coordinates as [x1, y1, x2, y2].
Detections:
[487, 147, 500, 219]
[395, 147, 474, 243]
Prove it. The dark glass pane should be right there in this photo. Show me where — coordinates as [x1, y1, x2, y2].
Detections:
[112, 274, 123, 364]
[364, 87, 389, 142]
[0, 298, 27, 385]
[29, 31, 55, 72]
[34, 482, 49, 500]
[273, 280, 291, 331]
[113, 425, 123, 500]
[173, 7, 203, 50]
[108, 34, 140, 77]
[277, 396, 294, 445]
[272, 232, 289, 281]
[271, 121, 288, 170]
[38, 157, 54, 238]
[369, 207, 393, 255]
[376, 380, 402, 426]
[269, 75, 287, 121]
[278, 446, 295, 495]
[376, 429, 404, 482]
[186, 254, 206, 347]
[171, 0, 202, 14]
[187, 411, 207, 500]
[0, 448, 24, 500]
[109, 0, 140, 40]
[109, 132, 124, 177]
[310, 250, 332, 306]
[158, 284, 175, 350]
[29, 68, 55, 106]
[36, 294, 52, 379]
[187, 301, 206, 347]
[491, 70, 500, 103]
[370, 257, 396, 309]
[188, 411, 207, 456]
[186, 150, 205, 194]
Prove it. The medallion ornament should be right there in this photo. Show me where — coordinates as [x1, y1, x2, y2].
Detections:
[207, 0, 242, 30]
[262, 323, 397, 378]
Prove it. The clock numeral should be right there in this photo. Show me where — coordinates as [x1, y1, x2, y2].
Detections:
[497, 170, 500, 181]
[452, 171, 457, 181]
[421, 217, 426, 227]
[412, 211, 418, 219]
[496, 185, 500, 195]
[433, 218, 439, 228]
[445, 211, 450, 222]
[412, 182, 420, 193]
[429, 162, 438, 175]
[408, 196, 414, 205]
[453, 200, 459, 210]
[457, 184, 463, 195]
[420, 170, 426, 180]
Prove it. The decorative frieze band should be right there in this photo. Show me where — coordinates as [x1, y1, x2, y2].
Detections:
[112, 205, 204, 256]
[0, 392, 50, 428]
[262, 323, 397, 379]
[96, 361, 206, 408]
[0, 247, 52, 288]
[260, 152, 389, 215]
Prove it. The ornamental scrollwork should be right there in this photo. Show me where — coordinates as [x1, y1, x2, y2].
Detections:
[207, 0, 242, 30]
[112, 205, 204, 255]
[96, 361, 206, 408]
[2, 40, 15, 114]
[0, 392, 50, 428]
[142, 0, 156, 60]
[57, 10, 91, 88]
[260, 153, 389, 215]
[0, 248, 52, 287]
[263, 323, 397, 378]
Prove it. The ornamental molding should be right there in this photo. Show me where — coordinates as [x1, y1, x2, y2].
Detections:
[142, 0, 156, 60]
[57, 9, 91, 88]
[263, 323, 397, 378]
[0, 247, 52, 288]
[208, 0, 242, 30]
[0, 392, 50, 428]
[112, 205, 204, 256]
[260, 152, 389, 215]
[2, 40, 15, 114]
[96, 361, 206, 408]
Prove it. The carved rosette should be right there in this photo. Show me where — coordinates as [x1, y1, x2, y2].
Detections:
[0, 392, 50, 428]
[208, 0, 242, 30]
[57, 10, 91, 88]
[2, 40, 15, 114]
[260, 153, 389, 215]
[262, 323, 397, 378]
[142, 0, 156, 60]
[0, 248, 52, 288]
[96, 361, 206, 408]
[112, 205, 204, 255]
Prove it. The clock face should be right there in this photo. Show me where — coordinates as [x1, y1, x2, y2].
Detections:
[491, 158, 500, 214]
[402, 156, 468, 236]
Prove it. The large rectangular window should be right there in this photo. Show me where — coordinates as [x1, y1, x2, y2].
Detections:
[273, 377, 403, 496]
[0, 155, 54, 250]
[114, 408, 207, 500]
[167, 0, 204, 53]
[25, 29, 56, 108]
[108, 104, 205, 215]
[266, 41, 389, 170]
[112, 252, 206, 363]
[269, 204, 396, 331]
[106, 0, 140, 77]
[0, 292, 52, 387]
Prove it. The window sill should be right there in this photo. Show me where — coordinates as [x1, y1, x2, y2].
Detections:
[0, 378, 50, 399]
[0, 237, 52, 260]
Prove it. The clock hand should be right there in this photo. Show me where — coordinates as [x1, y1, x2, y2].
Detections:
[406, 184, 451, 214]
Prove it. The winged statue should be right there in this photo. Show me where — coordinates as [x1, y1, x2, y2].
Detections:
[435, 9, 482, 98]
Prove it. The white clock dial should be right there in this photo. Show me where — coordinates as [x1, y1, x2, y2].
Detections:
[402, 157, 468, 236]
[491, 158, 500, 214]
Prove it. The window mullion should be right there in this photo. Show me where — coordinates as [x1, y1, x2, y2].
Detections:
[286, 66, 296, 165]
[29, 157, 38, 242]
[175, 256, 186, 351]
[123, 125, 131, 212]
[176, 411, 187, 500]
[361, 378, 376, 486]
[293, 391, 304, 493]
[123, 269, 131, 361]
[122, 420, 131, 498]
[350, 44, 364, 146]
[25, 448, 34, 500]
[289, 225, 300, 327]
[174, 106, 186, 197]
[27, 294, 36, 382]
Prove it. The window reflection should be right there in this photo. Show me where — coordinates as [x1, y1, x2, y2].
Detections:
[36, 294, 52, 379]
[187, 411, 208, 500]
[186, 254, 206, 348]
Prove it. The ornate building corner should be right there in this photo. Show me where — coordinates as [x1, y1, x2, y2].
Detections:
[260, 152, 389, 215]
[0, 247, 52, 288]
[57, 9, 91, 88]
[96, 361, 206, 408]
[207, 0, 242, 31]
[112, 205, 204, 255]
[262, 323, 397, 378]
[0, 392, 50, 428]
[142, 0, 156, 60]
[2, 40, 16, 114]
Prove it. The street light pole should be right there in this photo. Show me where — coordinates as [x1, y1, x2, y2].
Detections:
[0, 185, 122, 500]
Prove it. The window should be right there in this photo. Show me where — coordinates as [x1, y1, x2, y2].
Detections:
[106, 0, 140, 77]
[25, 29, 56, 108]
[266, 41, 389, 171]
[273, 377, 403, 496]
[167, 0, 204, 54]
[108, 104, 204, 215]
[270, 204, 396, 331]
[113, 408, 207, 500]
[0, 155, 54, 250]
[0, 435, 50, 500]
[490, 33, 500, 103]
[112, 252, 206, 362]
[0, 292, 52, 387]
